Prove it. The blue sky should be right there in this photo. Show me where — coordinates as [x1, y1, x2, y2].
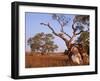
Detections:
[25, 12, 75, 52]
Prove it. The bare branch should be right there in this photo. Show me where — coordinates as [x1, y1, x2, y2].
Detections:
[40, 23, 58, 36]
[40, 22, 69, 46]
[56, 17, 64, 32]
[72, 24, 75, 30]
[69, 23, 78, 43]
[56, 18, 71, 38]
[62, 31, 71, 39]
[75, 27, 89, 35]
[72, 24, 77, 34]
[75, 30, 83, 35]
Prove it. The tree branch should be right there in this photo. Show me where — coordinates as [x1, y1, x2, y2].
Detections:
[72, 24, 75, 31]
[75, 30, 83, 35]
[69, 23, 77, 43]
[56, 17, 64, 32]
[75, 26, 89, 35]
[40, 22, 69, 46]
[56, 18, 71, 39]
[62, 31, 71, 39]
[40, 23, 58, 36]
[70, 22, 89, 43]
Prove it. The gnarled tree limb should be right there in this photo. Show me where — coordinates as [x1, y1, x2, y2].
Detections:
[40, 23, 58, 36]
[40, 22, 69, 47]
[62, 31, 71, 39]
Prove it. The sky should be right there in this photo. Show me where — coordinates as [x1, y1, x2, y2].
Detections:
[25, 12, 76, 52]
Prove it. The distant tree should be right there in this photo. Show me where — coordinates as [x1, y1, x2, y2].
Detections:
[27, 32, 58, 54]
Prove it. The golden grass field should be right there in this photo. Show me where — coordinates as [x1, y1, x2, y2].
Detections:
[25, 52, 70, 68]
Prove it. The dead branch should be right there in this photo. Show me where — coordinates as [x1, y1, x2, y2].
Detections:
[62, 31, 71, 39]
[57, 20, 71, 39]
[75, 30, 83, 35]
[40, 22, 69, 46]
[40, 23, 58, 36]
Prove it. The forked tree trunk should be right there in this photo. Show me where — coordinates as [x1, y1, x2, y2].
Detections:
[40, 23, 89, 65]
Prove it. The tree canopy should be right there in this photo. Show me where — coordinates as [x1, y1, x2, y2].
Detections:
[27, 32, 58, 54]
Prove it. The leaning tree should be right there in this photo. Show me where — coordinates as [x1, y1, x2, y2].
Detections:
[40, 14, 89, 64]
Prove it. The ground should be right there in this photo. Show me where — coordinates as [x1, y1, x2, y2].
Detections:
[25, 52, 89, 68]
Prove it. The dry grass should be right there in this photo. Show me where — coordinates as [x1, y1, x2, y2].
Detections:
[25, 52, 89, 68]
[25, 52, 69, 68]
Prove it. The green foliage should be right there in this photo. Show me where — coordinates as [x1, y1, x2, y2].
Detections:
[27, 32, 58, 54]
[76, 31, 89, 54]
[74, 15, 89, 25]
[73, 15, 89, 32]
